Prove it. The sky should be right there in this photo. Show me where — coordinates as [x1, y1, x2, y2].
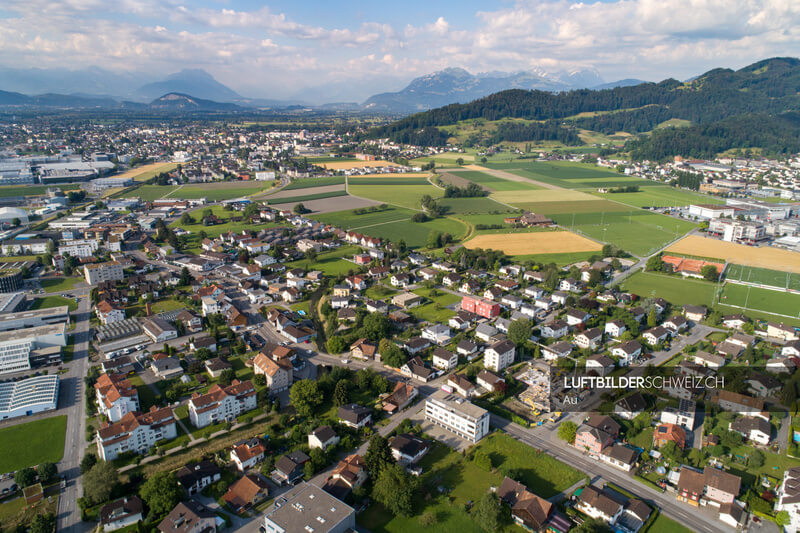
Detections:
[1, 0, 799, 100]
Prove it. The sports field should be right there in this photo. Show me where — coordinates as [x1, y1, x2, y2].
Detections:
[0, 416, 67, 473]
[667, 236, 800, 274]
[595, 186, 725, 208]
[464, 230, 601, 255]
[725, 264, 800, 291]
[621, 271, 718, 307]
[719, 283, 800, 319]
[317, 160, 403, 170]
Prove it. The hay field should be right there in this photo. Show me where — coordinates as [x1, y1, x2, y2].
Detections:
[318, 160, 404, 170]
[113, 162, 179, 182]
[667, 235, 800, 274]
[464, 230, 602, 255]
[491, 189, 598, 204]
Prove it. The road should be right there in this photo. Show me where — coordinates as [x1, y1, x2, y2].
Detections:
[55, 293, 93, 533]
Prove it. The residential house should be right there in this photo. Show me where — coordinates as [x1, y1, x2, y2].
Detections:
[252, 353, 293, 393]
[574, 328, 603, 350]
[432, 347, 457, 371]
[683, 305, 707, 322]
[381, 381, 418, 413]
[323, 455, 368, 500]
[338, 403, 372, 429]
[422, 324, 452, 345]
[188, 380, 257, 428]
[477, 370, 505, 393]
[611, 341, 642, 365]
[223, 474, 270, 513]
[541, 319, 568, 339]
[230, 438, 266, 472]
[730, 416, 771, 445]
[389, 433, 430, 465]
[273, 451, 310, 485]
[574, 425, 614, 454]
[614, 392, 646, 421]
[157, 501, 217, 533]
[497, 477, 564, 532]
[542, 341, 572, 361]
[653, 423, 687, 449]
[175, 461, 222, 496]
[97, 407, 177, 461]
[447, 374, 476, 398]
[100, 496, 144, 532]
[586, 354, 615, 376]
[94, 373, 139, 423]
[604, 320, 626, 338]
[350, 338, 379, 361]
[309, 425, 340, 450]
[484, 340, 515, 372]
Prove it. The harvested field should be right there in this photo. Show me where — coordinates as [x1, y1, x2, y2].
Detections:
[666, 235, 800, 274]
[491, 189, 598, 204]
[269, 195, 379, 214]
[464, 230, 602, 255]
[266, 184, 345, 199]
[317, 160, 404, 170]
[463, 164, 560, 189]
[113, 162, 178, 182]
[439, 172, 476, 189]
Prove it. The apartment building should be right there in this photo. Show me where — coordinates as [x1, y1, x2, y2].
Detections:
[96, 407, 177, 461]
[484, 340, 515, 372]
[85, 261, 124, 285]
[94, 373, 139, 422]
[188, 380, 257, 428]
[425, 390, 490, 443]
[263, 482, 355, 533]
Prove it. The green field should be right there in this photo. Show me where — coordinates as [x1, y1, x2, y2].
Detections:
[512, 250, 601, 266]
[284, 245, 362, 276]
[409, 287, 460, 322]
[719, 283, 800, 319]
[621, 271, 718, 307]
[646, 513, 693, 533]
[595, 186, 725, 208]
[348, 184, 443, 210]
[30, 295, 78, 312]
[266, 190, 348, 205]
[725, 264, 800, 291]
[0, 416, 67, 473]
[307, 156, 357, 163]
[40, 276, 82, 292]
[357, 217, 468, 249]
[438, 197, 514, 215]
[166, 183, 272, 200]
[281, 177, 346, 190]
[358, 432, 582, 533]
[0, 184, 81, 198]
[121, 185, 178, 201]
[448, 170, 539, 191]
[348, 176, 430, 186]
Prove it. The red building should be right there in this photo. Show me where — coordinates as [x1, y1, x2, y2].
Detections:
[461, 296, 501, 319]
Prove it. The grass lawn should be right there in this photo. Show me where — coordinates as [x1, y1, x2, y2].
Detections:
[290, 301, 311, 315]
[0, 485, 59, 530]
[40, 276, 82, 292]
[170, 205, 281, 241]
[29, 295, 77, 312]
[409, 288, 460, 323]
[166, 183, 274, 200]
[364, 284, 397, 301]
[129, 375, 160, 411]
[149, 298, 186, 314]
[512, 250, 600, 266]
[281, 177, 346, 190]
[0, 416, 67, 473]
[646, 513, 694, 533]
[284, 245, 362, 276]
[358, 432, 582, 533]
[621, 272, 718, 307]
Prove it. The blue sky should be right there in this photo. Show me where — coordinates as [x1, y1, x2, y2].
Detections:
[0, 0, 799, 100]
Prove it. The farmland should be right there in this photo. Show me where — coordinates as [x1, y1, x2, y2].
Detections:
[121, 185, 177, 201]
[0, 184, 81, 198]
[316, 160, 404, 170]
[445, 170, 541, 191]
[112, 162, 178, 182]
[438, 197, 514, 214]
[594, 186, 725, 208]
[123, 181, 274, 202]
[348, 183, 443, 210]
[725, 264, 800, 291]
[311, 206, 415, 229]
[284, 245, 362, 276]
[667, 235, 800, 273]
[265, 190, 348, 205]
[464, 230, 602, 256]
[280, 177, 346, 190]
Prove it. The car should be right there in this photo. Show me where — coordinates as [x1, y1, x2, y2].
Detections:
[341, 359, 350, 364]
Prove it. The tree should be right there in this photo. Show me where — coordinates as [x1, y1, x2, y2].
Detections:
[364, 434, 394, 477]
[29, 513, 56, 533]
[11, 217, 20, 227]
[218, 368, 235, 386]
[647, 309, 658, 328]
[472, 492, 502, 532]
[574, 518, 613, 533]
[372, 463, 414, 517]
[419, 511, 438, 526]
[750, 449, 765, 468]
[701, 264, 719, 281]
[507, 319, 531, 348]
[139, 471, 183, 518]
[362, 313, 390, 341]
[80, 454, 97, 474]
[645, 255, 664, 272]
[776, 511, 791, 527]
[473, 450, 493, 471]
[289, 380, 323, 417]
[557, 421, 577, 444]
[37, 462, 58, 484]
[83, 461, 118, 504]
[378, 339, 406, 368]
[456, 157, 464, 166]
[180, 212, 194, 225]
[14, 467, 37, 488]
[179, 266, 192, 286]
[326, 335, 347, 354]
[333, 379, 351, 407]
[294, 203, 310, 214]
[659, 441, 683, 464]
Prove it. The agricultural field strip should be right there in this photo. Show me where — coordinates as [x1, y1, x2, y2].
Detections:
[667, 235, 800, 274]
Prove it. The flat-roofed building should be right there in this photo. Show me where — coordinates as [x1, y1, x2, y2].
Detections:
[84, 261, 124, 285]
[425, 390, 490, 443]
[0, 323, 66, 374]
[263, 481, 355, 533]
[0, 305, 69, 332]
[0, 375, 59, 420]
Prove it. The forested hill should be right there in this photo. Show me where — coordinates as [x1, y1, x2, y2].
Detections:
[363, 57, 800, 158]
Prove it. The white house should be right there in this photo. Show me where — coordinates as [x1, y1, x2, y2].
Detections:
[484, 340, 515, 372]
[432, 347, 458, 371]
[188, 380, 257, 428]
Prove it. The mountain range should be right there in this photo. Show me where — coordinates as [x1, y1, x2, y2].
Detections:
[0, 65, 643, 112]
